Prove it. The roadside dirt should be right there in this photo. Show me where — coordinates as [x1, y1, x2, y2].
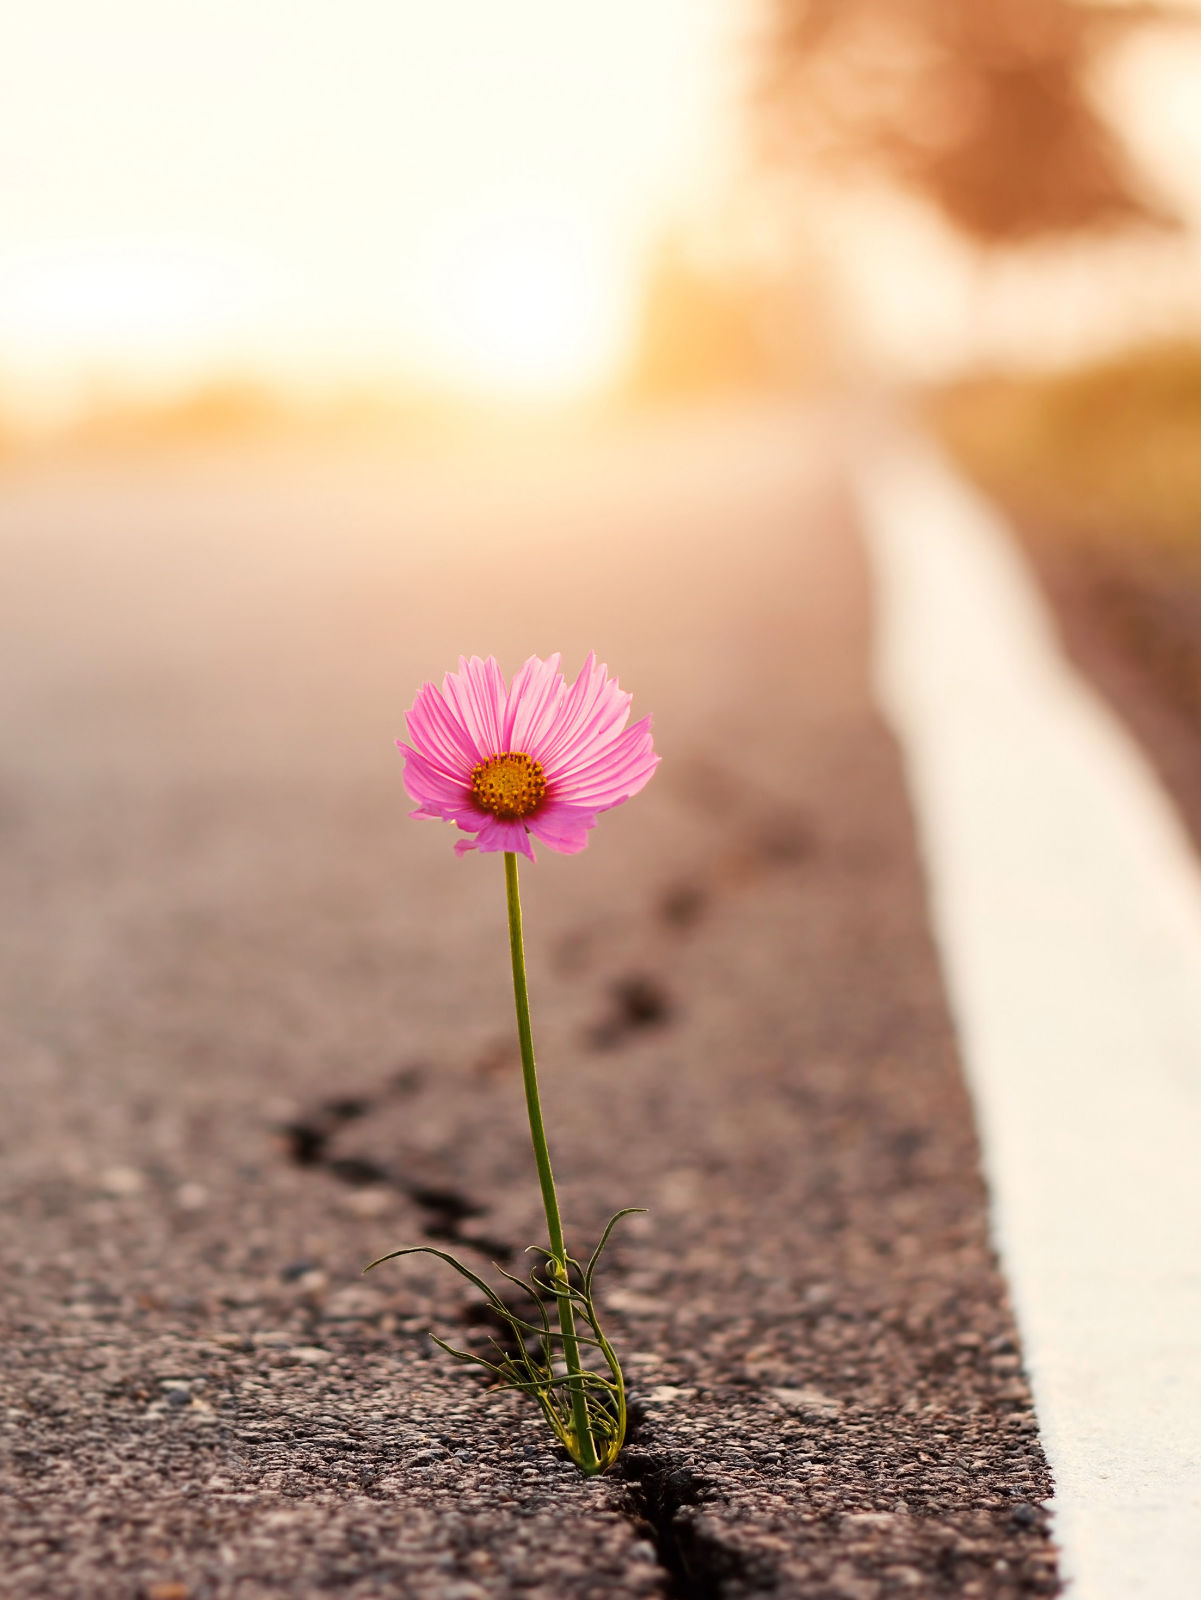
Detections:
[1009, 520, 1201, 862]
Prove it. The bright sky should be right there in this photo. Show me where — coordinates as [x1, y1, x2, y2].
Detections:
[4, 4, 1199, 424]
[0, 1, 741, 419]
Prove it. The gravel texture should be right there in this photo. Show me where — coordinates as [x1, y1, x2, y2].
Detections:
[0, 410, 1059, 1598]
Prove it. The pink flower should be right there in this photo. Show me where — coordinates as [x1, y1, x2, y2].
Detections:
[399, 653, 658, 859]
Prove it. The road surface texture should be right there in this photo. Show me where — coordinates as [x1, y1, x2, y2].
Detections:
[1, 410, 1058, 1599]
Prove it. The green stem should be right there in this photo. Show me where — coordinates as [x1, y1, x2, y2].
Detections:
[503, 850, 599, 1474]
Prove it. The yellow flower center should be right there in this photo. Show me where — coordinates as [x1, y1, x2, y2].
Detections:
[471, 751, 547, 821]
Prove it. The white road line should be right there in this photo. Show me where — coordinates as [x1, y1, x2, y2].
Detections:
[856, 428, 1201, 1600]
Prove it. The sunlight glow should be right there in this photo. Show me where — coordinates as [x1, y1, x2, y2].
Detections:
[0, 1, 737, 416]
[420, 214, 617, 398]
[0, 242, 259, 363]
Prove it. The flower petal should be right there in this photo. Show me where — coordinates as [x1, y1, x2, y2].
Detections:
[547, 717, 658, 808]
[531, 653, 632, 774]
[468, 814, 537, 860]
[406, 681, 481, 776]
[442, 655, 506, 759]
[526, 801, 597, 855]
[399, 745, 473, 815]
[503, 653, 565, 754]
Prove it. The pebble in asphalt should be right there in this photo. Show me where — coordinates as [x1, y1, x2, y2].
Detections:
[0, 410, 1059, 1598]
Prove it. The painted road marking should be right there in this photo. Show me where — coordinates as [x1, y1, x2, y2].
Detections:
[857, 430, 1201, 1600]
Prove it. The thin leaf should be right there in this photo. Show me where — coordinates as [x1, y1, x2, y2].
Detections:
[364, 1245, 511, 1318]
[584, 1209, 647, 1296]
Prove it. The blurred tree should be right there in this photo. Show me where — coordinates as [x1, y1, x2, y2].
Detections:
[760, 0, 1188, 242]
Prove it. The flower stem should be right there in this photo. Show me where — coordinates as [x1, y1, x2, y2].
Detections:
[503, 850, 599, 1475]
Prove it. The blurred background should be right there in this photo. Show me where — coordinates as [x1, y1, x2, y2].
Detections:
[4, 0, 1201, 847]
[1, 0, 1200, 429]
[4, 0, 1201, 789]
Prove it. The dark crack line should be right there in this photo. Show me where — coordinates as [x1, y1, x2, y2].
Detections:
[617, 1450, 762, 1600]
[616, 1407, 772, 1600]
[278, 1098, 515, 1264]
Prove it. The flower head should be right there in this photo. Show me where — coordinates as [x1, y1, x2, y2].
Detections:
[400, 653, 657, 859]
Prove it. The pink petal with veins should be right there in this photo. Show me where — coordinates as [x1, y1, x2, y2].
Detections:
[526, 802, 598, 855]
[441, 655, 507, 759]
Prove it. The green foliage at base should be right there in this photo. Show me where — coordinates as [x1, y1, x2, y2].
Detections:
[365, 1208, 645, 1477]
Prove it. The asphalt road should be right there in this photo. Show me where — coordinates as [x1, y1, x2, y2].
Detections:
[0, 409, 1058, 1599]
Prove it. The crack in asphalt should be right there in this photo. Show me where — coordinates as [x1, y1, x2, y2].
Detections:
[279, 1093, 516, 1264]
[617, 1442, 765, 1600]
